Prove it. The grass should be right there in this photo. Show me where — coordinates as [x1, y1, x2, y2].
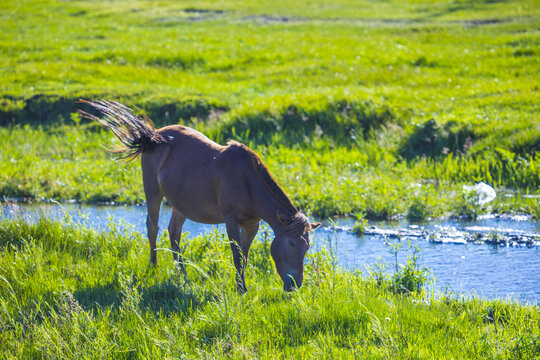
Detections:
[1, 2, 539, 356]
[1, 123, 537, 219]
[0, 0, 540, 359]
[0, 0, 539, 219]
[0, 215, 539, 359]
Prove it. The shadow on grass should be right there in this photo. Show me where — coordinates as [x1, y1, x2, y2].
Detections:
[73, 279, 211, 316]
[139, 281, 210, 315]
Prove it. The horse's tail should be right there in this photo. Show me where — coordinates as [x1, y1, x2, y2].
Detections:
[78, 100, 166, 161]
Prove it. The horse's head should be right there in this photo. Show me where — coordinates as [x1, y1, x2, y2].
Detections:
[271, 212, 321, 291]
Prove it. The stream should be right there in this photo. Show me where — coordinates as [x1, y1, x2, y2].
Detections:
[2, 202, 539, 304]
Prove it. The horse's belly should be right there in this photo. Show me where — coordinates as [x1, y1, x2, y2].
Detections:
[171, 198, 224, 224]
[160, 179, 224, 224]
[185, 213, 224, 225]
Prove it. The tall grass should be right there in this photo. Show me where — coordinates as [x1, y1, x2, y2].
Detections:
[0, 216, 538, 359]
[417, 151, 539, 189]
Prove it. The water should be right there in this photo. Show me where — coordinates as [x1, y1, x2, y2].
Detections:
[2, 203, 539, 304]
[315, 217, 539, 304]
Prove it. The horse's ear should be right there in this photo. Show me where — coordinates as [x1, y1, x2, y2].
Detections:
[310, 222, 321, 231]
[276, 211, 291, 226]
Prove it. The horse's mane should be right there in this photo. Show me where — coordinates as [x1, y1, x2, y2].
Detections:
[227, 141, 298, 216]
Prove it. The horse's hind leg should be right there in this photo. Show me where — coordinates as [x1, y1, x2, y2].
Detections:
[142, 151, 165, 265]
[168, 208, 186, 267]
[144, 181, 163, 266]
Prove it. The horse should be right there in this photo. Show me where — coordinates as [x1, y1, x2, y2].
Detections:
[79, 100, 320, 292]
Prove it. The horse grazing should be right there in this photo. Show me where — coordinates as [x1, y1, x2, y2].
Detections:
[79, 100, 320, 292]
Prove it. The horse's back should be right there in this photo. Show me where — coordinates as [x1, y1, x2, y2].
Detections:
[140, 125, 262, 224]
[141, 125, 225, 223]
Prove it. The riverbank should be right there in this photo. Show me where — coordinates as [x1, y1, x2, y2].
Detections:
[2, 202, 540, 303]
[357, 220, 540, 247]
[0, 216, 538, 359]
[1, 125, 538, 220]
[3, 201, 539, 247]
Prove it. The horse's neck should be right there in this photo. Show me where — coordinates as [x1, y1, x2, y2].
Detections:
[250, 181, 296, 231]
[243, 153, 297, 231]
[260, 205, 296, 232]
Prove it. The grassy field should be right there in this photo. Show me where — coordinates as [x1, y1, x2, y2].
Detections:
[1, 0, 539, 220]
[1, 2, 539, 358]
[0, 216, 539, 359]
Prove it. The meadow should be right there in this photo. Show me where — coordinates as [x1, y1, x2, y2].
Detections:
[0, 0, 539, 219]
[0, 216, 539, 359]
[1, 1, 540, 357]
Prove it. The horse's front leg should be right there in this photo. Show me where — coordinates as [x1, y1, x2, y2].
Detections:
[239, 221, 259, 289]
[225, 220, 260, 293]
[225, 221, 245, 293]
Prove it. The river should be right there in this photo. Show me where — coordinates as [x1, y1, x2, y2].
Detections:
[2, 202, 539, 304]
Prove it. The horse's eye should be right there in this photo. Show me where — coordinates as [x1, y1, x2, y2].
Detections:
[288, 240, 296, 248]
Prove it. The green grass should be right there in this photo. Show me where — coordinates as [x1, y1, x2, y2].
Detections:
[0, 216, 538, 359]
[0, 0, 539, 218]
[1, 123, 537, 219]
[2, 2, 539, 356]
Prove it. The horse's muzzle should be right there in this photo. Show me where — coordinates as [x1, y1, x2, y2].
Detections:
[283, 274, 302, 292]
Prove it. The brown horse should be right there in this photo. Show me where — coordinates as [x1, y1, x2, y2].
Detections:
[80, 100, 320, 292]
